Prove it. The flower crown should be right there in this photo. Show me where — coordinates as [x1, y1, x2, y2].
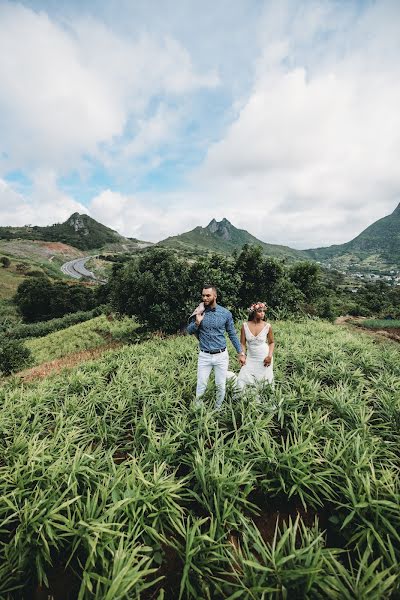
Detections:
[248, 301, 267, 313]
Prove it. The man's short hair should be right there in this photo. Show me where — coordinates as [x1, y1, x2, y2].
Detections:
[202, 283, 217, 293]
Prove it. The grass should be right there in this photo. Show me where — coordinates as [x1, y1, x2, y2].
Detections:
[24, 315, 138, 366]
[0, 320, 399, 598]
[0, 240, 84, 299]
[0, 258, 65, 301]
[360, 319, 400, 329]
[0, 267, 26, 299]
[0, 299, 21, 326]
[84, 257, 113, 281]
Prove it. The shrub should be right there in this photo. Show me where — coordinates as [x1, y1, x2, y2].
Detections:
[0, 338, 32, 375]
[8, 306, 105, 340]
[16, 262, 29, 274]
[26, 270, 46, 277]
[0, 256, 11, 268]
[14, 277, 97, 322]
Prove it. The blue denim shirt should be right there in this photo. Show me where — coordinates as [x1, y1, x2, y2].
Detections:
[187, 304, 241, 354]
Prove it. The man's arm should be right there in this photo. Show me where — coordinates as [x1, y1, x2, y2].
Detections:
[187, 318, 198, 335]
[225, 313, 242, 354]
[187, 312, 204, 335]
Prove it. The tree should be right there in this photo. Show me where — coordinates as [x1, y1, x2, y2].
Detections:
[188, 254, 241, 317]
[262, 258, 286, 307]
[355, 282, 399, 316]
[288, 262, 321, 302]
[271, 279, 305, 314]
[110, 248, 191, 332]
[68, 284, 96, 313]
[235, 245, 269, 308]
[14, 278, 97, 322]
[14, 277, 54, 322]
[235, 245, 288, 311]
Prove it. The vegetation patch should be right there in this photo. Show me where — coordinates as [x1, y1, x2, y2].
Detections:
[8, 307, 105, 340]
[1, 320, 399, 598]
[346, 318, 400, 343]
[360, 319, 400, 329]
[18, 342, 123, 382]
[24, 314, 137, 366]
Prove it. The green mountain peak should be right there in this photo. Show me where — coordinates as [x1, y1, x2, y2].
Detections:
[305, 202, 400, 268]
[159, 217, 304, 260]
[0, 213, 125, 251]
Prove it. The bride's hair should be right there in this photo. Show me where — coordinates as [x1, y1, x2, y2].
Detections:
[248, 301, 266, 321]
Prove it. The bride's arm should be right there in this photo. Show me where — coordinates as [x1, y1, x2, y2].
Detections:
[239, 324, 247, 365]
[264, 327, 275, 366]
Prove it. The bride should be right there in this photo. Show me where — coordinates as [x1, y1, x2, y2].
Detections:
[236, 301, 274, 391]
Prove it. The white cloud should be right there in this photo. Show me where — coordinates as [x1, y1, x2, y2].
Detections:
[0, 173, 86, 226]
[190, 0, 400, 248]
[1, 0, 399, 251]
[0, 3, 217, 174]
[89, 189, 201, 242]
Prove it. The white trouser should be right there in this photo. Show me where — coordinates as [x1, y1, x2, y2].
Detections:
[196, 349, 229, 408]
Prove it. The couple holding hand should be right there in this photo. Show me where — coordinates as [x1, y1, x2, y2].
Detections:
[187, 284, 274, 410]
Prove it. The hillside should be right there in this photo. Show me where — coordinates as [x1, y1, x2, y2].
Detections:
[159, 218, 305, 260]
[0, 213, 126, 251]
[305, 203, 400, 270]
[0, 239, 83, 298]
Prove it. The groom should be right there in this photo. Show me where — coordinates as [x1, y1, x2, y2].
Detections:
[187, 284, 245, 409]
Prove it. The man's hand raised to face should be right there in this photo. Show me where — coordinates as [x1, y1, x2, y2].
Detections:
[195, 312, 205, 327]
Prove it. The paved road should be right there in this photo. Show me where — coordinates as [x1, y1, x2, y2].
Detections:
[61, 256, 103, 281]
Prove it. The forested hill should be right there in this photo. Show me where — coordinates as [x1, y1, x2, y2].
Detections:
[0, 213, 126, 251]
[305, 203, 400, 267]
[159, 218, 305, 260]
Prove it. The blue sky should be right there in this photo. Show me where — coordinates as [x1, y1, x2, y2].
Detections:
[0, 0, 399, 247]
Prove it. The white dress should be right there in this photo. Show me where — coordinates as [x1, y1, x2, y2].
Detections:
[236, 321, 274, 390]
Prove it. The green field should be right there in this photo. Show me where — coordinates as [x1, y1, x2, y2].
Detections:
[0, 321, 399, 598]
[360, 319, 400, 330]
[24, 315, 137, 366]
[0, 266, 26, 299]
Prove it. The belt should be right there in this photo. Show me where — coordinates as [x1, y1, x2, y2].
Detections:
[202, 348, 226, 354]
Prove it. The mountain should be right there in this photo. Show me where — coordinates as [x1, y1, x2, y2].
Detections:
[0, 213, 128, 251]
[305, 203, 400, 269]
[159, 218, 305, 260]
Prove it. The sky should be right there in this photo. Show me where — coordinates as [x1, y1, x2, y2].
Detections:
[0, 0, 399, 248]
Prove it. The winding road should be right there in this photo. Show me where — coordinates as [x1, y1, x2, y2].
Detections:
[61, 256, 105, 282]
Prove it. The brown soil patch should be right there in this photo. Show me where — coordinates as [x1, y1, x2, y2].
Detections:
[253, 504, 329, 545]
[144, 543, 183, 600]
[18, 342, 123, 382]
[247, 491, 333, 545]
[33, 564, 80, 600]
[334, 315, 357, 325]
[39, 241, 82, 255]
[335, 316, 400, 344]
[372, 327, 400, 340]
